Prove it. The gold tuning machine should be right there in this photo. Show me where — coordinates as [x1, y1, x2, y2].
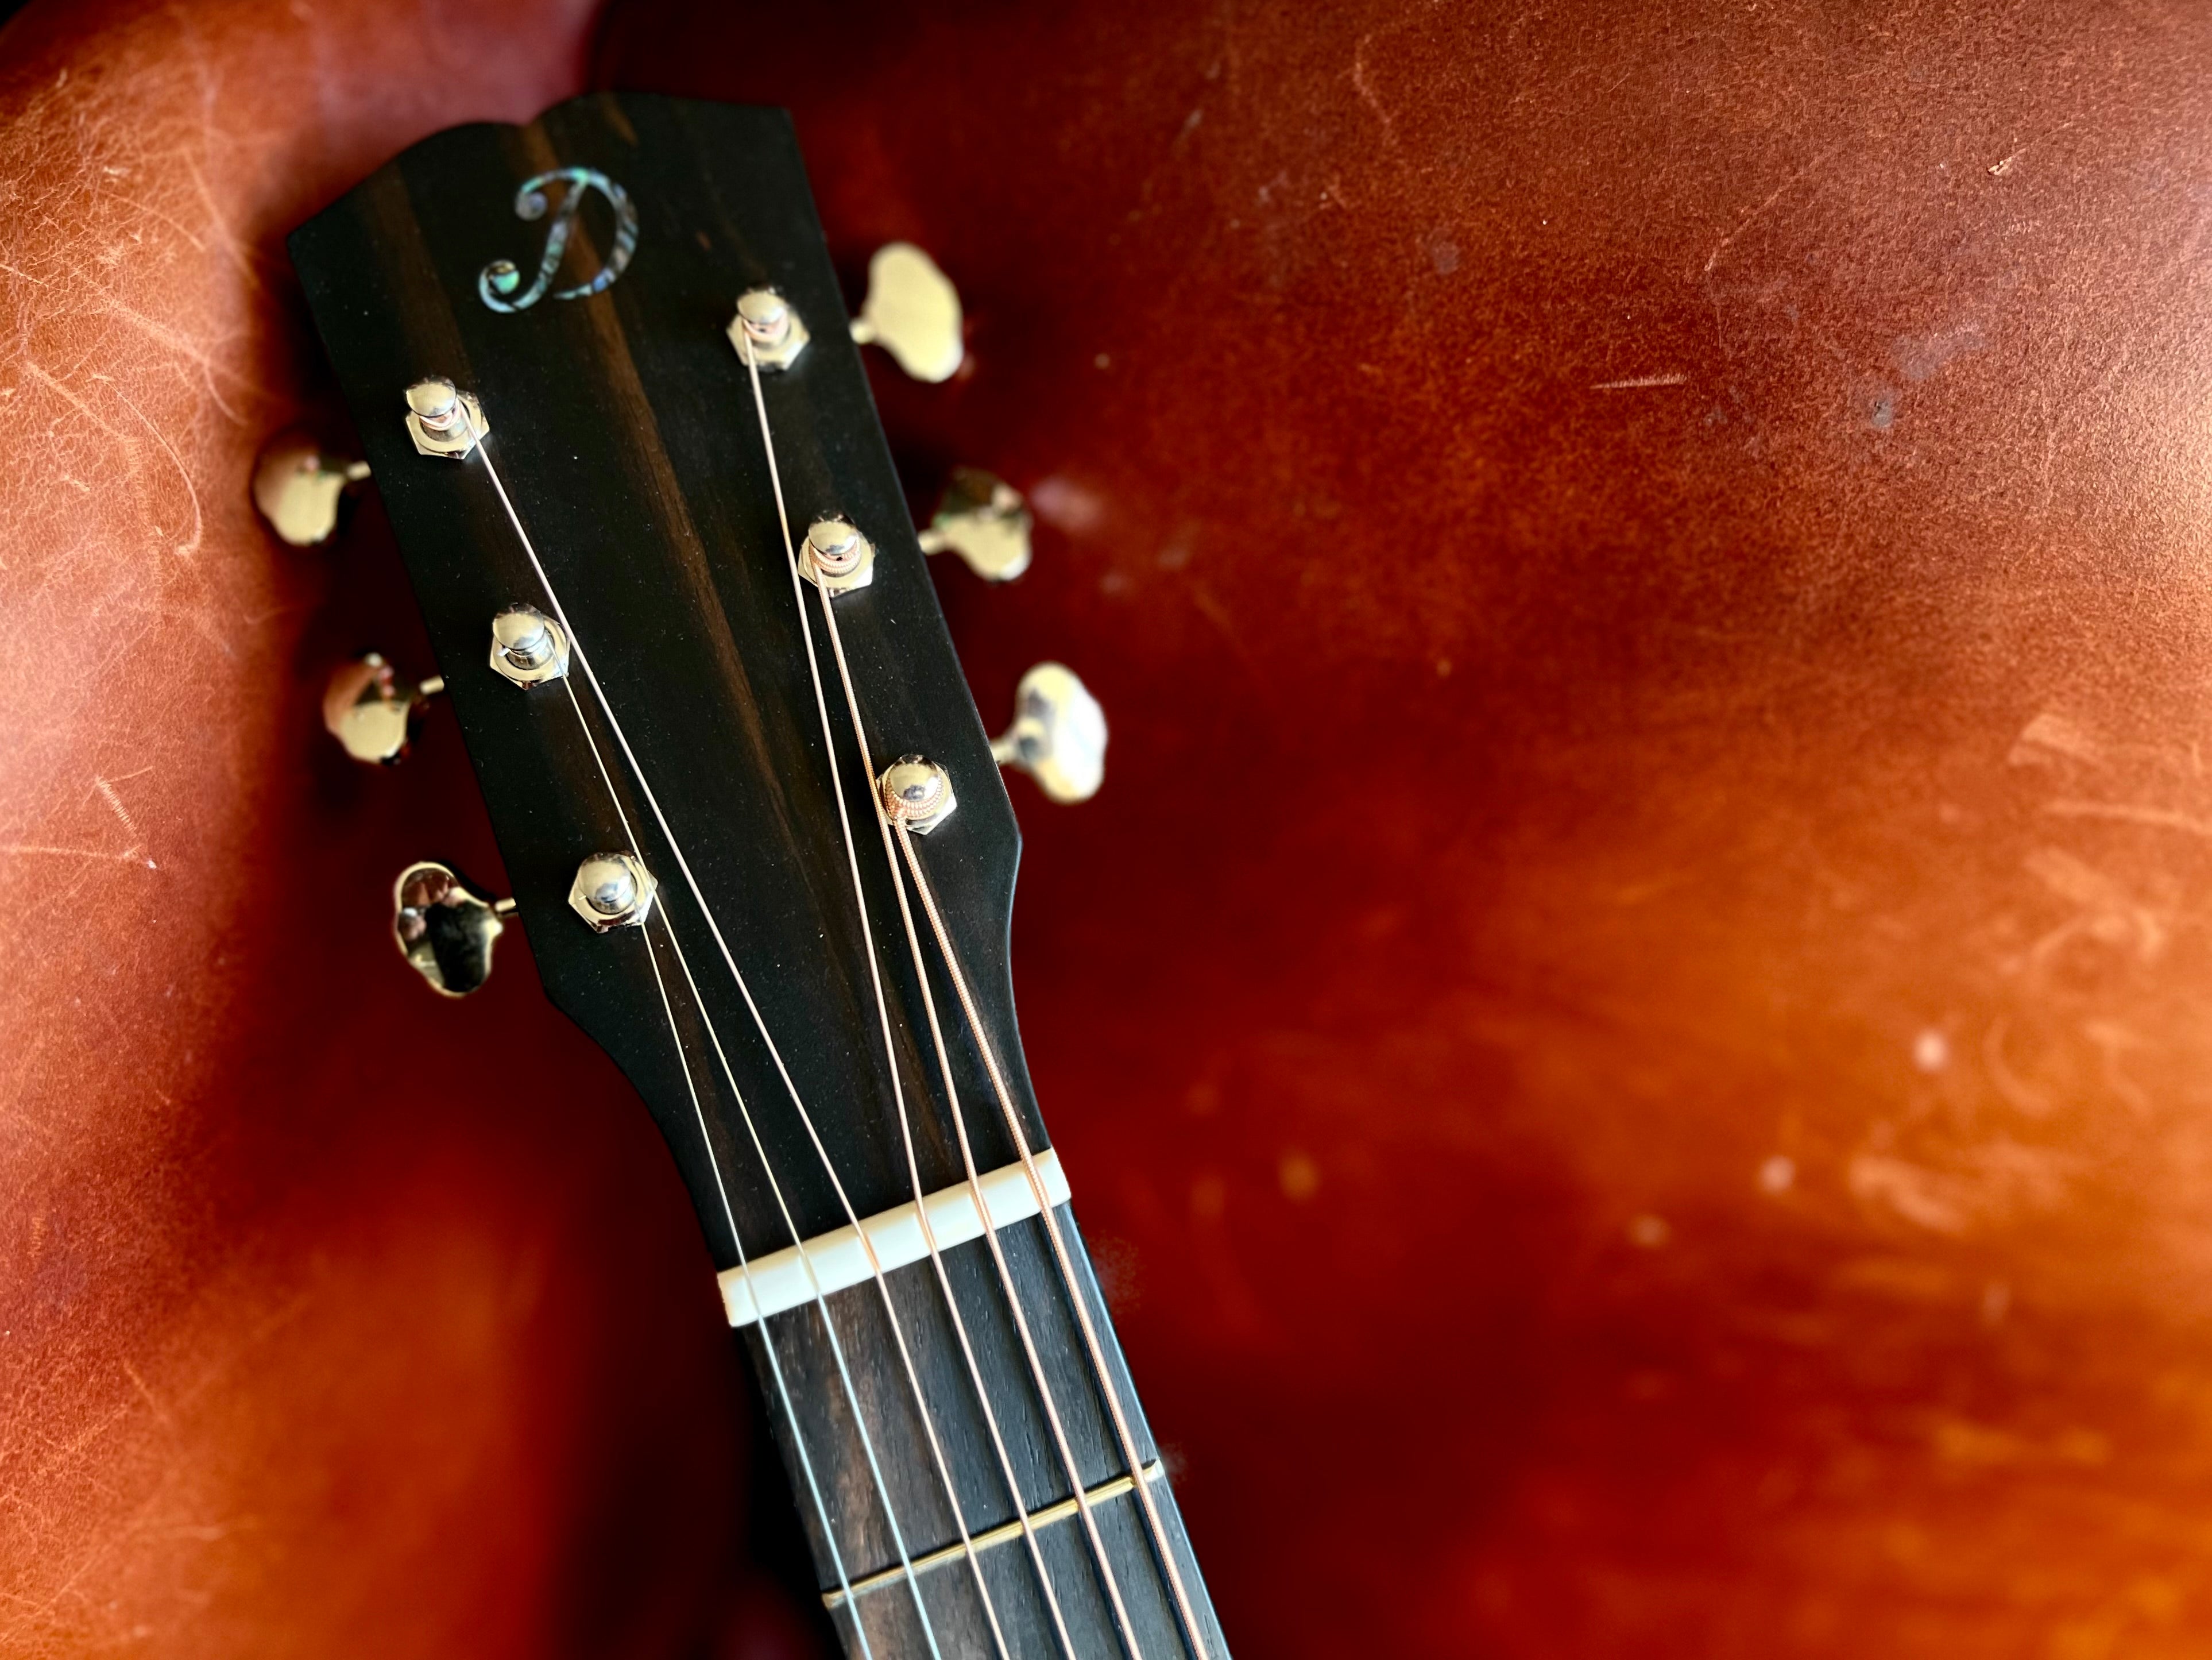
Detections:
[324, 654, 444, 765]
[992, 663, 1106, 804]
[393, 861, 514, 997]
[918, 468, 1032, 582]
[252, 430, 370, 547]
[849, 242, 964, 383]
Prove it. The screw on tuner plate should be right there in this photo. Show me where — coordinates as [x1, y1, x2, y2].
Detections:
[252, 431, 370, 547]
[991, 663, 1107, 804]
[918, 468, 1032, 582]
[324, 653, 444, 765]
[393, 861, 515, 997]
[849, 243, 964, 383]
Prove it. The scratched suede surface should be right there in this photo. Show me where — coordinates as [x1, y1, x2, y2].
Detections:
[13, 0, 2212, 1657]
[597, 3, 2212, 1657]
[0, 3, 819, 1657]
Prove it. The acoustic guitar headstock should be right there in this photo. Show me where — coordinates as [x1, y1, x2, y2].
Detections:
[292, 93, 1038, 1244]
[287, 93, 1222, 1660]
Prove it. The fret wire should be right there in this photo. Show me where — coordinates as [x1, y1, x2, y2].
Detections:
[829, 1462, 1167, 1612]
[808, 570, 1149, 1660]
[892, 817, 1217, 1659]
[558, 675, 872, 1650]
[741, 335, 1082, 1660]
[477, 447, 949, 1658]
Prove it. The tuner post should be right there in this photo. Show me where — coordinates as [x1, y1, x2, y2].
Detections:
[488, 605, 571, 688]
[799, 516, 876, 594]
[569, 852, 658, 932]
[879, 756, 958, 836]
[403, 376, 489, 458]
[729, 287, 810, 371]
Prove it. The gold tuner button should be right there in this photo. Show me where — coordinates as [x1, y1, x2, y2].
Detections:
[849, 242, 964, 383]
[252, 430, 370, 547]
[324, 653, 444, 765]
[991, 663, 1107, 804]
[393, 860, 513, 997]
[917, 468, 1032, 582]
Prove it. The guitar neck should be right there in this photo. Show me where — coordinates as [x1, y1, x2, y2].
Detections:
[749, 1199, 1221, 1656]
[290, 93, 1227, 1658]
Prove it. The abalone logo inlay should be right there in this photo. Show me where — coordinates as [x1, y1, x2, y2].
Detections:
[479, 168, 639, 314]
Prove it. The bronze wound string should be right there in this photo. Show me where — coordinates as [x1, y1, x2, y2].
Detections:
[477, 445, 950, 1660]
[741, 333, 1088, 1660]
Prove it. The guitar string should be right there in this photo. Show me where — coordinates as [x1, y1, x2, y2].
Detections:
[645, 929, 871, 1651]
[477, 341, 1206, 1650]
[810, 579, 1149, 1660]
[737, 325, 1210, 1657]
[890, 814, 1216, 1659]
[558, 676, 869, 1650]
[738, 335, 1088, 1660]
[477, 447, 950, 1659]
[718, 343, 1050, 1660]
[741, 341, 1147, 1656]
